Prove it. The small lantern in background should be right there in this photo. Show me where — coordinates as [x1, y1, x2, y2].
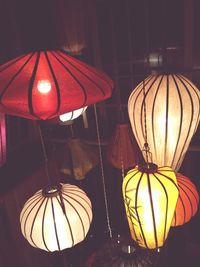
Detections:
[0, 113, 6, 167]
[128, 74, 200, 171]
[60, 138, 99, 180]
[20, 183, 93, 252]
[106, 123, 141, 170]
[172, 173, 199, 227]
[59, 106, 87, 125]
[122, 164, 179, 249]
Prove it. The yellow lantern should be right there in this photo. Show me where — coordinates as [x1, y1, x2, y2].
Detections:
[128, 74, 200, 171]
[122, 164, 179, 249]
[20, 183, 93, 252]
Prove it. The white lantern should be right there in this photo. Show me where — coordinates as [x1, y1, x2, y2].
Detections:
[20, 183, 92, 252]
[128, 74, 200, 171]
[59, 106, 87, 125]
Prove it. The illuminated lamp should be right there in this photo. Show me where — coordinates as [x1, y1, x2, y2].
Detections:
[128, 74, 200, 171]
[106, 123, 141, 170]
[122, 164, 179, 249]
[172, 173, 199, 227]
[20, 183, 92, 251]
[59, 106, 87, 125]
[0, 50, 113, 120]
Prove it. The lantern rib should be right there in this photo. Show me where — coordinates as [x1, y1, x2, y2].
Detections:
[44, 52, 61, 119]
[61, 195, 87, 238]
[55, 51, 107, 97]
[164, 75, 170, 165]
[146, 173, 158, 248]
[0, 53, 34, 101]
[49, 51, 87, 108]
[64, 191, 92, 210]
[170, 74, 183, 168]
[41, 198, 51, 252]
[54, 196, 75, 247]
[51, 197, 61, 251]
[22, 195, 44, 240]
[174, 75, 195, 170]
[0, 54, 28, 72]
[179, 188, 188, 224]
[179, 181, 196, 217]
[152, 173, 169, 244]
[57, 49, 113, 91]
[134, 172, 149, 249]
[29, 197, 46, 249]
[157, 171, 179, 190]
[62, 192, 92, 224]
[28, 52, 41, 120]
[180, 178, 199, 199]
[20, 193, 42, 224]
[151, 75, 163, 163]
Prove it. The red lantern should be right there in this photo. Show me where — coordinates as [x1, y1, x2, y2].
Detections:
[106, 123, 141, 170]
[0, 50, 114, 120]
[172, 173, 199, 227]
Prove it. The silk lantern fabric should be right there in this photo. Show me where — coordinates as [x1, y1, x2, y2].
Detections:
[59, 106, 87, 124]
[128, 74, 200, 171]
[106, 123, 141, 170]
[20, 183, 93, 252]
[172, 173, 199, 227]
[0, 50, 114, 120]
[122, 164, 179, 249]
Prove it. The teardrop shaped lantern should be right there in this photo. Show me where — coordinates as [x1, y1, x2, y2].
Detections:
[128, 74, 200, 171]
[20, 183, 93, 251]
[0, 50, 113, 120]
[172, 173, 199, 227]
[122, 164, 179, 249]
[106, 123, 141, 170]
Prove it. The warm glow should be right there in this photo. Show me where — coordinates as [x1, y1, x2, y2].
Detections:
[172, 173, 199, 226]
[37, 80, 52, 94]
[59, 106, 87, 122]
[128, 74, 200, 171]
[20, 183, 93, 252]
[122, 165, 179, 249]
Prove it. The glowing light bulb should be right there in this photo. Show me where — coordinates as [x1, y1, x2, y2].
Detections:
[37, 80, 52, 94]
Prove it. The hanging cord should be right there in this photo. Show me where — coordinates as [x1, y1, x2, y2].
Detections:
[38, 124, 52, 186]
[94, 104, 112, 238]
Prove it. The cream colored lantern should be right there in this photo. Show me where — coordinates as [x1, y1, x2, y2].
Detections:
[20, 183, 92, 252]
[128, 74, 200, 171]
[59, 106, 87, 125]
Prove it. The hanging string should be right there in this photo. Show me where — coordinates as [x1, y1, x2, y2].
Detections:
[94, 104, 112, 238]
[37, 123, 52, 186]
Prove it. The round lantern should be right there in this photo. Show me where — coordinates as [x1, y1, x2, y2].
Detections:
[122, 164, 179, 249]
[20, 183, 93, 252]
[0, 50, 113, 120]
[172, 173, 199, 227]
[128, 74, 200, 171]
[59, 106, 87, 125]
[106, 123, 141, 170]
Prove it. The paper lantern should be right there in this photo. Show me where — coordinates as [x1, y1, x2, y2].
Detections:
[20, 183, 92, 251]
[59, 106, 87, 124]
[172, 173, 199, 227]
[128, 74, 200, 171]
[106, 123, 141, 170]
[0, 50, 113, 120]
[122, 164, 179, 249]
[60, 138, 99, 180]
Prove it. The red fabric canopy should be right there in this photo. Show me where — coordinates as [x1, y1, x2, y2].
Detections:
[0, 50, 114, 120]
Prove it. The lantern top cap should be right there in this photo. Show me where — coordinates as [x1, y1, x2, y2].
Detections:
[138, 162, 158, 173]
[42, 183, 62, 197]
